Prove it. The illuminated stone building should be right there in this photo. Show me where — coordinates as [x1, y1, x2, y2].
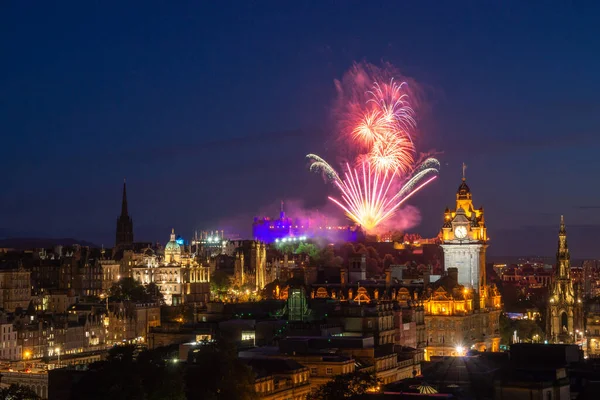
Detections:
[98, 258, 120, 294]
[252, 201, 360, 244]
[238, 357, 312, 400]
[585, 300, 600, 357]
[0, 322, 22, 360]
[330, 302, 396, 346]
[440, 169, 488, 294]
[131, 229, 210, 306]
[547, 216, 584, 343]
[423, 268, 501, 358]
[424, 171, 501, 358]
[233, 240, 267, 290]
[581, 260, 600, 298]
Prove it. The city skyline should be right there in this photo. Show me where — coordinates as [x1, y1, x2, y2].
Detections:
[2, 2, 600, 257]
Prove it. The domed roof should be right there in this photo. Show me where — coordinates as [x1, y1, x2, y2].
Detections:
[165, 228, 181, 252]
[457, 178, 471, 199]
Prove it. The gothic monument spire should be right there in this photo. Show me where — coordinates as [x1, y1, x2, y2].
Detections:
[547, 215, 582, 343]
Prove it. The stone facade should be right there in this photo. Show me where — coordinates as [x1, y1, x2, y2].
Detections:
[132, 230, 210, 306]
[0, 322, 22, 360]
[0, 267, 31, 312]
[424, 172, 501, 359]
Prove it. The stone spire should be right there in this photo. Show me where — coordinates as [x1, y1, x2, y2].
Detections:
[121, 179, 129, 217]
[547, 214, 581, 342]
[557, 215, 570, 278]
[115, 180, 134, 248]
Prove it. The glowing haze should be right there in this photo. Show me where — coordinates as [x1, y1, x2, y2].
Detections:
[307, 62, 439, 232]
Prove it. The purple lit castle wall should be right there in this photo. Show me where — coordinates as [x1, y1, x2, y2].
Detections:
[252, 202, 360, 243]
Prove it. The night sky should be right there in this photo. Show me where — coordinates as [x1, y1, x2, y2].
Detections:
[2, 2, 600, 258]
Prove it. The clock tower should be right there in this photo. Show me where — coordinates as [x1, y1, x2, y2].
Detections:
[440, 166, 488, 295]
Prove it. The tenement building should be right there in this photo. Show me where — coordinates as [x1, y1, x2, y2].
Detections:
[586, 299, 600, 357]
[0, 264, 31, 312]
[424, 171, 502, 358]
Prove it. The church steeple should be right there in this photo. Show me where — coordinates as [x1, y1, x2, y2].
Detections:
[115, 180, 134, 249]
[121, 179, 129, 217]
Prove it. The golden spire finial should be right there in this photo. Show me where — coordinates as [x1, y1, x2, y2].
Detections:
[462, 163, 467, 181]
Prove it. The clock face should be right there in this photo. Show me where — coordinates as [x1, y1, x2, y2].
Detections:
[454, 225, 468, 239]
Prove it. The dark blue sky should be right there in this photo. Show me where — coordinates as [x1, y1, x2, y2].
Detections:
[2, 2, 600, 257]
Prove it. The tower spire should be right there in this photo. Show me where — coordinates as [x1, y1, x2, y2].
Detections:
[547, 214, 580, 343]
[121, 179, 128, 217]
[556, 215, 570, 277]
[116, 179, 134, 248]
[462, 163, 467, 181]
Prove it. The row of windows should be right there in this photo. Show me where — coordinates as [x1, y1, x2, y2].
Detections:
[311, 365, 352, 375]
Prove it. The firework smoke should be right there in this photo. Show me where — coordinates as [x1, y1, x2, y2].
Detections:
[307, 62, 439, 232]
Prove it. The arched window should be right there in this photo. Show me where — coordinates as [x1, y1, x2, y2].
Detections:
[561, 312, 568, 332]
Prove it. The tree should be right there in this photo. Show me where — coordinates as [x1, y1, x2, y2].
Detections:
[146, 282, 165, 304]
[499, 312, 513, 345]
[339, 242, 356, 262]
[210, 270, 231, 296]
[70, 345, 185, 400]
[515, 319, 543, 342]
[366, 246, 379, 260]
[109, 277, 158, 302]
[383, 254, 395, 269]
[277, 242, 297, 255]
[295, 243, 320, 261]
[0, 384, 40, 400]
[366, 257, 381, 276]
[318, 247, 341, 268]
[308, 370, 380, 400]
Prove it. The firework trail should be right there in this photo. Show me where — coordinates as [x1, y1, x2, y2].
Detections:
[367, 130, 414, 175]
[307, 62, 439, 231]
[306, 154, 340, 183]
[328, 162, 437, 230]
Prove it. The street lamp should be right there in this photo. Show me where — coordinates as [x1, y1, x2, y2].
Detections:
[55, 347, 61, 366]
[455, 346, 464, 356]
